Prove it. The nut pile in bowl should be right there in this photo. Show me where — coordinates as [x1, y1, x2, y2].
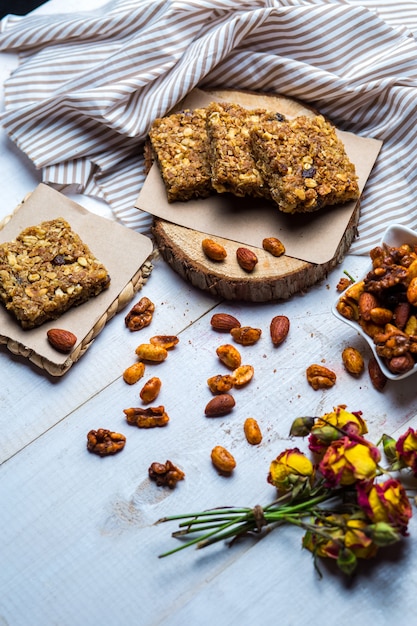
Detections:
[332, 224, 417, 380]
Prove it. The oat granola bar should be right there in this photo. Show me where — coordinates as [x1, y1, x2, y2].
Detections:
[250, 114, 360, 213]
[205, 101, 285, 198]
[0, 218, 110, 329]
[148, 108, 212, 202]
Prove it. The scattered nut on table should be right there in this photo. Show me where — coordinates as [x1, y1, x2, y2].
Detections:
[149, 335, 179, 349]
[148, 460, 185, 488]
[135, 343, 168, 362]
[210, 313, 241, 332]
[270, 315, 290, 346]
[368, 355, 387, 391]
[123, 361, 146, 384]
[87, 429, 126, 456]
[207, 373, 235, 395]
[306, 364, 337, 390]
[125, 296, 155, 331]
[342, 346, 364, 376]
[140, 376, 162, 403]
[216, 344, 242, 369]
[205, 393, 235, 417]
[244, 417, 262, 445]
[211, 445, 236, 474]
[230, 326, 262, 346]
[124, 406, 170, 428]
[232, 364, 254, 387]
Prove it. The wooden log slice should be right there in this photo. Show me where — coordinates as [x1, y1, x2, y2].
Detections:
[152, 200, 359, 302]
[151, 89, 360, 302]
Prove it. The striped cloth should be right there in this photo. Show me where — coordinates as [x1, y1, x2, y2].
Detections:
[1, 0, 417, 254]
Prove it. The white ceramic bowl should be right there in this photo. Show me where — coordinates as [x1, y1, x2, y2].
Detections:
[332, 224, 417, 381]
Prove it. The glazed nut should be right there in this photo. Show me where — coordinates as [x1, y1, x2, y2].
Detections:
[306, 364, 337, 390]
[394, 302, 412, 330]
[207, 374, 235, 395]
[368, 356, 387, 391]
[87, 429, 126, 456]
[135, 343, 168, 362]
[140, 376, 162, 403]
[210, 313, 241, 331]
[369, 307, 393, 326]
[124, 405, 169, 428]
[342, 346, 364, 376]
[236, 247, 258, 272]
[123, 361, 146, 385]
[211, 445, 236, 473]
[205, 393, 235, 417]
[358, 291, 379, 321]
[243, 417, 262, 445]
[149, 335, 179, 349]
[202, 238, 227, 261]
[230, 326, 262, 346]
[216, 343, 242, 369]
[47, 328, 77, 352]
[336, 276, 354, 292]
[262, 237, 286, 257]
[387, 353, 415, 375]
[125, 296, 155, 331]
[232, 364, 254, 387]
[270, 315, 290, 346]
[148, 460, 185, 488]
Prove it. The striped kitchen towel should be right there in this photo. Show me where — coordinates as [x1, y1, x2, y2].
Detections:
[1, 0, 417, 253]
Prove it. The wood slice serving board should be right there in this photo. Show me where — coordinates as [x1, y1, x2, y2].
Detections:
[147, 89, 378, 302]
[153, 203, 359, 302]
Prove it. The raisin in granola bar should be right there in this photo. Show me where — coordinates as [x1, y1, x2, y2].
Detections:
[148, 108, 212, 203]
[0, 218, 110, 329]
[250, 114, 360, 213]
[205, 101, 285, 198]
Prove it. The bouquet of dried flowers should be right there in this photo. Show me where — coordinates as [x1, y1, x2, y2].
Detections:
[157, 406, 417, 576]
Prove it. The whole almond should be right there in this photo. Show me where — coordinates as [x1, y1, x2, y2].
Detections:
[202, 238, 227, 261]
[368, 356, 387, 391]
[358, 291, 379, 321]
[236, 247, 258, 272]
[205, 393, 235, 417]
[270, 315, 290, 346]
[210, 313, 241, 332]
[47, 328, 77, 352]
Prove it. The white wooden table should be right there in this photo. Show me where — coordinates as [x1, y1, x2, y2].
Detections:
[1, 2, 417, 625]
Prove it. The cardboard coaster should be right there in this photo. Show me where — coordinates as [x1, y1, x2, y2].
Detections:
[0, 184, 154, 376]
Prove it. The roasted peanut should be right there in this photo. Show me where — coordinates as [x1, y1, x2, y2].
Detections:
[135, 343, 168, 362]
[230, 326, 262, 346]
[210, 313, 241, 332]
[202, 238, 227, 261]
[87, 429, 126, 456]
[148, 460, 185, 488]
[405, 315, 417, 335]
[342, 346, 364, 376]
[124, 406, 169, 428]
[369, 307, 393, 326]
[262, 237, 285, 257]
[244, 418, 262, 445]
[232, 364, 254, 387]
[211, 445, 236, 473]
[216, 344, 241, 369]
[205, 393, 235, 417]
[207, 374, 235, 395]
[140, 377, 162, 403]
[407, 277, 417, 306]
[123, 361, 146, 385]
[306, 364, 336, 390]
[149, 335, 179, 349]
[125, 296, 155, 331]
[270, 315, 290, 346]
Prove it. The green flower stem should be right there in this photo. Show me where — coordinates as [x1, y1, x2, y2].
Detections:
[158, 490, 338, 558]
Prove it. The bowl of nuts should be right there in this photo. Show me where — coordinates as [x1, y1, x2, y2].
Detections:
[332, 224, 417, 380]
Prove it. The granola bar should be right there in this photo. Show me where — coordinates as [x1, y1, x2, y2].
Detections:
[148, 108, 212, 202]
[250, 114, 360, 213]
[205, 101, 285, 198]
[0, 218, 110, 329]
